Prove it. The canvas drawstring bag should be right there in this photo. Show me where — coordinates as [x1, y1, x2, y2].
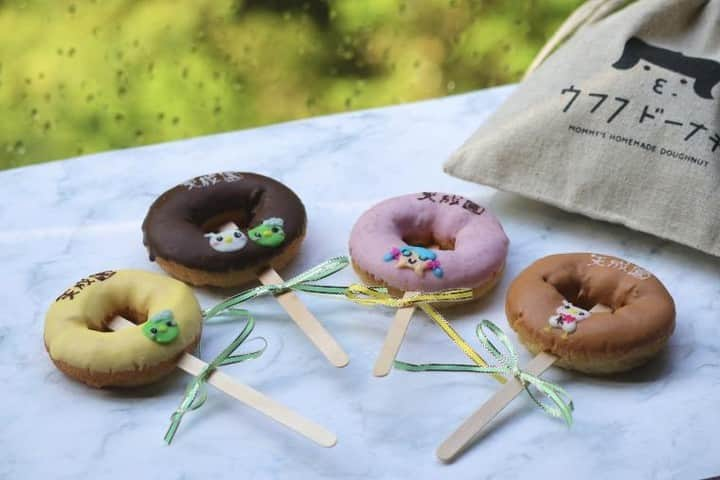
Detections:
[445, 0, 720, 257]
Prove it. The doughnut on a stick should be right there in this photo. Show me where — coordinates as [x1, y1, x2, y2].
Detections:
[349, 194, 509, 377]
[142, 172, 349, 368]
[441, 253, 676, 459]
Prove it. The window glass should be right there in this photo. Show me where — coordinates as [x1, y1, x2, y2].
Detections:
[0, 0, 583, 169]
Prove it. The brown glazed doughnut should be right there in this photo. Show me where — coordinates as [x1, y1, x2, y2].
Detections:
[506, 253, 675, 374]
[142, 172, 307, 287]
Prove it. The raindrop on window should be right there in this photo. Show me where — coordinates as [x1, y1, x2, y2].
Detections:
[14, 141, 26, 155]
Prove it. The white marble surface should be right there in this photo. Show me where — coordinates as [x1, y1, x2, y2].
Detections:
[1, 85, 719, 480]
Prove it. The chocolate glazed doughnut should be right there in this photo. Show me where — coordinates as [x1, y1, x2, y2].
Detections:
[506, 253, 675, 375]
[142, 172, 307, 287]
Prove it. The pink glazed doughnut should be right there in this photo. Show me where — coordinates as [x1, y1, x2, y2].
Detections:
[349, 192, 509, 297]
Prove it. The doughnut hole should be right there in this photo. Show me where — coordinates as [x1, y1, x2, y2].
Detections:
[542, 268, 617, 312]
[92, 308, 148, 333]
[195, 187, 265, 233]
[401, 232, 456, 250]
[201, 209, 251, 232]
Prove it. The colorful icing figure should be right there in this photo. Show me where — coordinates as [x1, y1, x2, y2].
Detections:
[204, 228, 248, 252]
[142, 309, 180, 344]
[249, 217, 286, 247]
[384, 245, 444, 278]
[547, 300, 591, 334]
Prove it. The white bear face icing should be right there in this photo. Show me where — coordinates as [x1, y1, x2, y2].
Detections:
[547, 300, 591, 334]
[204, 229, 248, 252]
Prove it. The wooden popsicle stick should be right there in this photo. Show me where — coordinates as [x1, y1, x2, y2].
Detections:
[218, 221, 349, 368]
[373, 292, 417, 377]
[436, 303, 612, 462]
[589, 304, 613, 313]
[373, 243, 443, 377]
[436, 351, 557, 462]
[257, 267, 350, 368]
[108, 316, 337, 448]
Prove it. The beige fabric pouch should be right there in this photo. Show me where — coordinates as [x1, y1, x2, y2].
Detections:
[445, 0, 720, 256]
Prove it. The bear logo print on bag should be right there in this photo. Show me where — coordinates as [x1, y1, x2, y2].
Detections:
[612, 36, 720, 100]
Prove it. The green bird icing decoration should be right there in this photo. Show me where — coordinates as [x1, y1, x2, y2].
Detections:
[249, 217, 286, 247]
[142, 309, 179, 344]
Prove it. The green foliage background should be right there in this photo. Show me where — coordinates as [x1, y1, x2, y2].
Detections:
[0, 0, 583, 169]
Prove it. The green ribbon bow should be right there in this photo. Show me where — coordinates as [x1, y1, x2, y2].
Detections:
[394, 319, 574, 426]
[202, 255, 478, 321]
[203, 256, 351, 322]
[164, 310, 267, 444]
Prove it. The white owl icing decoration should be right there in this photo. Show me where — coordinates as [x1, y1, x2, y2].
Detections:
[547, 300, 591, 334]
[204, 229, 248, 252]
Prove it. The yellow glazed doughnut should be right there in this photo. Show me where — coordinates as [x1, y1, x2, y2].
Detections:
[44, 270, 203, 388]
